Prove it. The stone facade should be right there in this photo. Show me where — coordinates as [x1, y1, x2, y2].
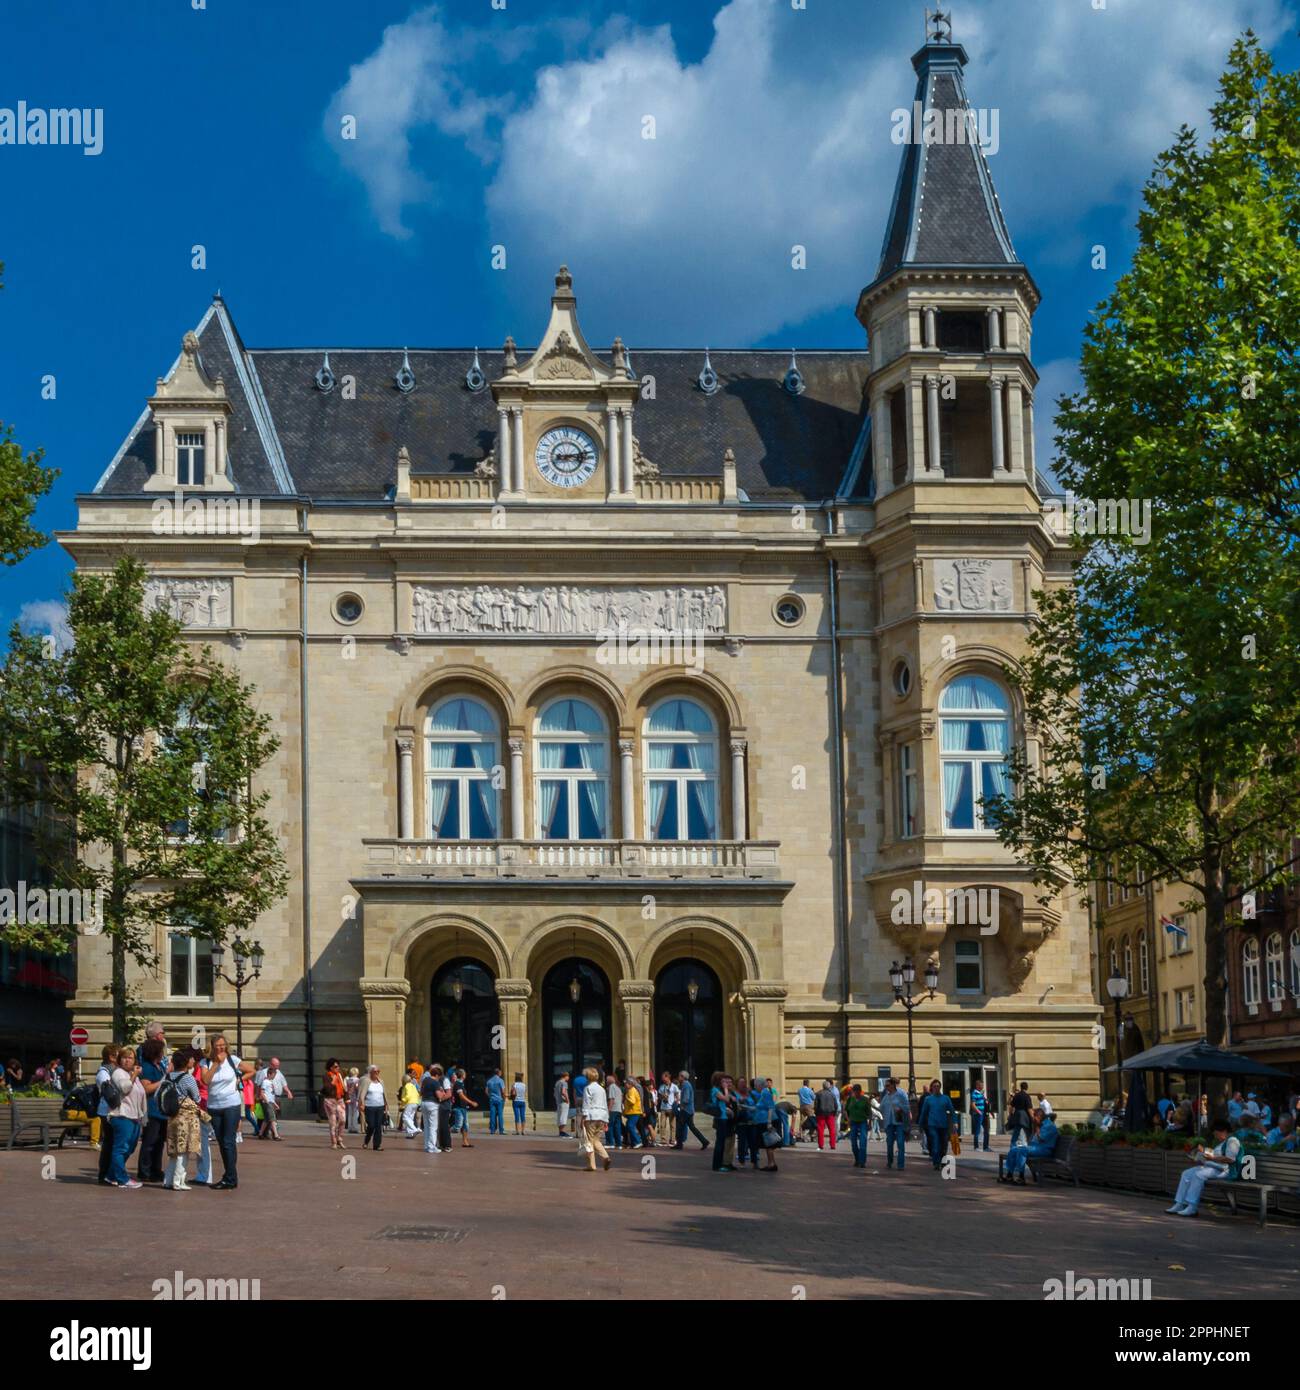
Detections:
[62, 29, 1102, 1121]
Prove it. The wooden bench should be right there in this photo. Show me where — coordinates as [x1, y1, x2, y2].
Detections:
[2, 1095, 91, 1150]
[998, 1134, 1080, 1186]
[1204, 1153, 1300, 1228]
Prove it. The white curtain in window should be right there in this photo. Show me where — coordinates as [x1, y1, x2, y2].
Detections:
[427, 780, 452, 834]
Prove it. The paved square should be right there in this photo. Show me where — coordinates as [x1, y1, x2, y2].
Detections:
[4, 1124, 1298, 1300]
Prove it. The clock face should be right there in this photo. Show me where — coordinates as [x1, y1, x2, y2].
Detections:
[534, 425, 598, 489]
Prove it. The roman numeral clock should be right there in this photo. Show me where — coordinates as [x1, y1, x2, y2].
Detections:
[534, 424, 598, 489]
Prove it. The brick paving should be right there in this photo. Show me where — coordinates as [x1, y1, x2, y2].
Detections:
[3, 1124, 1298, 1301]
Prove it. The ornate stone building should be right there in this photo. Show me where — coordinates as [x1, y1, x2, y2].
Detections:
[64, 26, 1099, 1119]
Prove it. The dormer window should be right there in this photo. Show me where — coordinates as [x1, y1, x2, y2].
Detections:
[176, 432, 206, 486]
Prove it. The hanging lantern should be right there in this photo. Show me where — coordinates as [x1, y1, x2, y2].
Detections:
[451, 974, 464, 1004]
[686, 975, 700, 1003]
[569, 971, 582, 1004]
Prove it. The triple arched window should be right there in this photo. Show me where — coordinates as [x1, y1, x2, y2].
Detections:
[939, 674, 1012, 833]
[422, 692, 730, 842]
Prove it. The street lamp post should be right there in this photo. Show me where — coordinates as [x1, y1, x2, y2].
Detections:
[889, 955, 939, 1101]
[1105, 972, 1130, 1101]
[211, 937, 264, 1058]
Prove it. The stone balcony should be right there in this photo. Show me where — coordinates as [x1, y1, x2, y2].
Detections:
[360, 837, 781, 881]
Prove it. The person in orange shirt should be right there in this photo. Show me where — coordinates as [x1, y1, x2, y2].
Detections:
[321, 1058, 347, 1149]
[407, 1058, 425, 1082]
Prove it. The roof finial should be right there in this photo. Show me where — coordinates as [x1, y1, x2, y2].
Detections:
[503, 335, 518, 371]
[555, 264, 573, 294]
[926, 7, 953, 44]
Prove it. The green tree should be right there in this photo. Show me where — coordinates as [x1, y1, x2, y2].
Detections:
[986, 35, 1300, 1048]
[0, 556, 288, 1040]
[0, 263, 58, 565]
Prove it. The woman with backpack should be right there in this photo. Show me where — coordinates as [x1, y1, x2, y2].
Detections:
[162, 1049, 206, 1191]
[200, 1034, 253, 1189]
[95, 1044, 120, 1184]
[320, 1059, 346, 1148]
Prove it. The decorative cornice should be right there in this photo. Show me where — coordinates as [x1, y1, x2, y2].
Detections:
[493, 977, 532, 1000]
[359, 978, 411, 999]
[741, 980, 788, 1001]
[618, 979, 656, 1001]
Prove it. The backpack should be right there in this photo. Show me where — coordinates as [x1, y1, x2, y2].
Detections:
[100, 1074, 124, 1110]
[156, 1074, 182, 1119]
[63, 1083, 99, 1117]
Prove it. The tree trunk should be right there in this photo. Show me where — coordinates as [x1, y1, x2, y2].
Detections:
[1203, 864, 1227, 1047]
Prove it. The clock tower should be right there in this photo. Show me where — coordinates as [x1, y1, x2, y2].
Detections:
[491, 266, 642, 503]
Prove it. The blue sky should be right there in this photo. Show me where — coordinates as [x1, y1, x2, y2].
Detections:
[1, 0, 1296, 638]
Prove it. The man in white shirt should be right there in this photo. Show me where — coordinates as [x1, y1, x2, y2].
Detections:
[579, 1068, 612, 1172]
[657, 1073, 680, 1145]
[1036, 1092, 1054, 1117]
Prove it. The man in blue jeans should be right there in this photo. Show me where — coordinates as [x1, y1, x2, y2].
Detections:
[1001, 1108, 1058, 1184]
[674, 1072, 710, 1150]
[970, 1082, 991, 1151]
[485, 1068, 506, 1135]
[878, 1077, 910, 1170]
[918, 1080, 956, 1170]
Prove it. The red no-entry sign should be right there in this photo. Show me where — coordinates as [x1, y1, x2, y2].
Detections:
[69, 1026, 89, 1046]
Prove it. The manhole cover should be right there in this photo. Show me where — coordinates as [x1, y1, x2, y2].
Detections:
[373, 1225, 469, 1243]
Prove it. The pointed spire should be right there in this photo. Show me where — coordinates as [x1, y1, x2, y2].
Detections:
[871, 17, 1018, 290]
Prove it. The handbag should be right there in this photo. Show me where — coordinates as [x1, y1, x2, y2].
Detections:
[950, 1131, 962, 1155]
[761, 1124, 782, 1148]
[381, 1110, 392, 1130]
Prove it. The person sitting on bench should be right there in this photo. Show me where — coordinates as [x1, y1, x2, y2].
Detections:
[1166, 1119, 1241, 1218]
[1000, 1107, 1058, 1184]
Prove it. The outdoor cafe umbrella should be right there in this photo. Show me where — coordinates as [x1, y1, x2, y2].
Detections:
[1105, 1038, 1290, 1132]
[1122, 1064, 1150, 1132]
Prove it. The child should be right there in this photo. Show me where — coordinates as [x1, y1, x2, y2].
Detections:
[163, 1049, 208, 1192]
[399, 1069, 421, 1137]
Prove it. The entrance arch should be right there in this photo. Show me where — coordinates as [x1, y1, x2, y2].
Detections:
[430, 957, 499, 1106]
[541, 957, 612, 1103]
[653, 958, 723, 1093]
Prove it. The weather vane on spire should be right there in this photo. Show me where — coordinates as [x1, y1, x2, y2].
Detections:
[925, 8, 953, 44]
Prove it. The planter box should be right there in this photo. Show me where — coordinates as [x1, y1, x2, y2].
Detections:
[1163, 1151, 1195, 1194]
[1103, 1146, 1135, 1187]
[1076, 1143, 1105, 1183]
[1132, 1149, 1166, 1192]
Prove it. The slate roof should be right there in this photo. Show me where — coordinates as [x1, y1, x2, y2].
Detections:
[873, 40, 1021, 288]
[96, 304, 872, 504]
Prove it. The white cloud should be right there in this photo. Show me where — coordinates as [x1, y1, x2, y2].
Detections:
[18, 599, 72, 653]
[326, 0, 1290, 339]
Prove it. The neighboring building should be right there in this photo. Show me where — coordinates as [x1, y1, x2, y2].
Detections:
[1226, 836, 1300, 1081]
[0, 789, 77, 1070]
[62, 23, 1100, 1115]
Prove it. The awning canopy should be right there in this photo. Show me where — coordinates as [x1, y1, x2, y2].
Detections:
[1105, 1038, 1292, 1079]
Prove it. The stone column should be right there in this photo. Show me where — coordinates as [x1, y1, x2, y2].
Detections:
[511, 409, 525, 493]
[497, 406, 512, 495]
[508, 737, 525, 839]
[619, 739, 635, 839]
[871, 391, 893, 500]
[397, 733, 415, 839]
[214, 418, 226, 480]
[989, 377, 1007, 473]
[923, 305, 937, 348]
[925, 374, 942, 475]
[360, 978, 411, 1085]
[619, 980, 655, 1079]
[494, 978, 532, 1105]
[1005, 378, 1026, 476]
[741, 981, 789, 1094]
[621, 409, 635, 495]
[986, 306, 1002, 351]
[606, 406, 621, 500]
[730, 739, 747, 840]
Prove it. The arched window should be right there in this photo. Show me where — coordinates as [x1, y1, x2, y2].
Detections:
[1290, 928, 1300, 1000]
[1107, 940, 1118, 979]
[1242, 938, 1261, 1008]
[939, 674, 1011, 832]
[535, 698, 608, 839]
[644, 698, 719, 841]
[1138, 932, 1150, 996]
[426, 697, 499, 839]
[1123, 937, 1133, 989]
[1265, 931, 1284, 1003]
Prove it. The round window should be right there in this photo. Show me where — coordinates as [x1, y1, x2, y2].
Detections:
[774, 595, 805, 627]
[334, 593, 364, 625]
[892, 660, 912, 697]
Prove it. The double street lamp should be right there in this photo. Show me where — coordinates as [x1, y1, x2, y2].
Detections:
[889, 955, 939, 1100]
[212, 937, 264, 1058]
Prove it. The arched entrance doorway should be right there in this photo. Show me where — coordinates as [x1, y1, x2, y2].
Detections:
[654, 958, 722, 1092]
[542, 958, 611, 1103]
[430, 958, 499, 1106]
